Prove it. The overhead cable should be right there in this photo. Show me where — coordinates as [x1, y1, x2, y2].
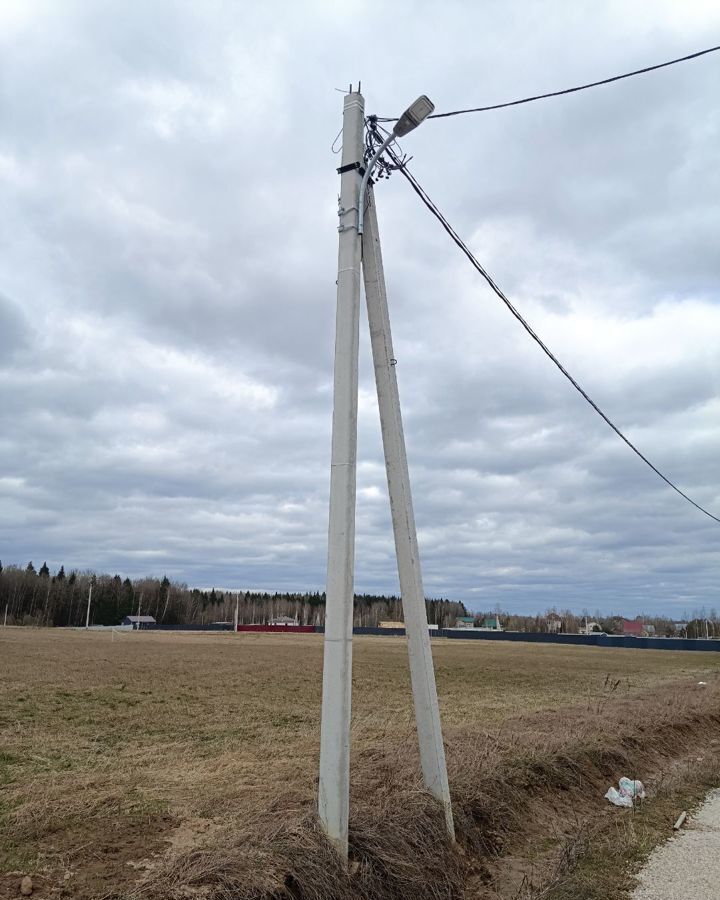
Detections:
[376, 44, 720, 122]
[382, 143, 720, 525]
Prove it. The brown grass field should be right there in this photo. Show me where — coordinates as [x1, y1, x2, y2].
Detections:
[2, 628, 720, 900]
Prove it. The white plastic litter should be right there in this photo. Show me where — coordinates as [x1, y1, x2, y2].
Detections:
[619, 777, 646, 799]
[605, 786, 633, 807]
[605, 777, 646, 807]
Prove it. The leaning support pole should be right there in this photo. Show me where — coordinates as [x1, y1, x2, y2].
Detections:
[318, 89, 365, 859]
[362, 184, 455, 840]
[85, 584, 93, 630]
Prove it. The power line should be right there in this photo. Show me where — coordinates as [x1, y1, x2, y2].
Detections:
[376, 45, 720, 122]
[382, 142, 720, 526]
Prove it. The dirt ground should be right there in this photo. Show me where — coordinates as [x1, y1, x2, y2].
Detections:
[2, 628, 720, 899]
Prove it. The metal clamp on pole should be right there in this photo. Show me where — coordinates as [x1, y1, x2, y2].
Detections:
[336, 161, 366, 176]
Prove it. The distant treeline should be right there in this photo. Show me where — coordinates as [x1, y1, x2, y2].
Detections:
[0, 562, 468, 628]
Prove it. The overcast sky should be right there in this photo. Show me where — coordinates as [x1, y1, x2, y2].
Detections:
[1, 1, 719, 616]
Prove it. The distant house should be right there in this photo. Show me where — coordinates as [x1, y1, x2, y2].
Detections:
[478, 616, 502, 631]
[546, 613, 563, 633]
[622, 618, 645, 637]
[268, 616, 298, 626]
[579, 620, 601, 635]
[454, 616, 476, 629]
[673, 622, 688, 635]
[645, 624, 656, 636]
[122, 615, 156, 628]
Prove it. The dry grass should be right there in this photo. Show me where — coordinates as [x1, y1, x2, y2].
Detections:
[2, 628, 720, 899]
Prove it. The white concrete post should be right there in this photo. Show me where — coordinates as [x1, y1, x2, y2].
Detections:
[318, 89, 365, 859]
[85, 584, 92, 629]
[361, 184, 455, 840]
[234, 594, 239, 632]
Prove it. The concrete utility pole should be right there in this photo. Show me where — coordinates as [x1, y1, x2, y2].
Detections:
[362, 184, 454, 840]
[234, 593, 239, 632]
[85, 584, 92, 629]
[161, 584, 171, 622]
[319, 89, 453, 858]
[318, 88, 365, 859]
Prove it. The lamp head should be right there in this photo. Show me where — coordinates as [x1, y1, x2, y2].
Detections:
[393, 95, 435, 137]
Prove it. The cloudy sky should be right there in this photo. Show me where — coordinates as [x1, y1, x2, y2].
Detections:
[1, 1, 719, 616]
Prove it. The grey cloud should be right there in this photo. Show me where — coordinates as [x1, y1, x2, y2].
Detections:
[1, 1, 719, 617]
[0, 294, 29, 361]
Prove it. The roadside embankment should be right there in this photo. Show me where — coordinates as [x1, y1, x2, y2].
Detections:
[124, 678, 720, 900]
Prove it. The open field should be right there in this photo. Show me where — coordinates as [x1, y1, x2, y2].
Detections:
[2, 628, 720, 899]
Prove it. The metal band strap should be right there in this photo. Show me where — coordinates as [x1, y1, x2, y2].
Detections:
[336, 161, 366, 175]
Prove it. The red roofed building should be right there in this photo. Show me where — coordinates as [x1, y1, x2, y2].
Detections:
[622, 618, 645, 637]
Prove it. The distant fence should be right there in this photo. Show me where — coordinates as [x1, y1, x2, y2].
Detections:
[351, 626, 443, 637]
[441, 629, 720, 652]
[353, 627, 406, 637]
[143, 623, 233, 632]
[236, 624, 317, 634]
[235, 626, 434, 636]
[81, 625, 134, 632]
[342, 627, 720, 651]
[122, 624, 720, 651]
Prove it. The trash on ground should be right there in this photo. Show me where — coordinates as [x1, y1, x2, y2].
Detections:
[619, 777, 646, 798]
[605, 787, 633, 807]
[673, 811, 687, 830]
[605, 777, 646, 807]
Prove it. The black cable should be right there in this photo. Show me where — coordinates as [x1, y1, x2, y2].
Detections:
[376, 44, 720, 122]
[384, 143, 720, 526]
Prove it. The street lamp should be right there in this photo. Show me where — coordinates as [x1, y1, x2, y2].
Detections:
[357, 95, 435, 234]
[394, 94, 435, 137]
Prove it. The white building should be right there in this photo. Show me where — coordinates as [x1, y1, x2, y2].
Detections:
[122, 615, 156, 629]
[268, 615, 299, 626]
